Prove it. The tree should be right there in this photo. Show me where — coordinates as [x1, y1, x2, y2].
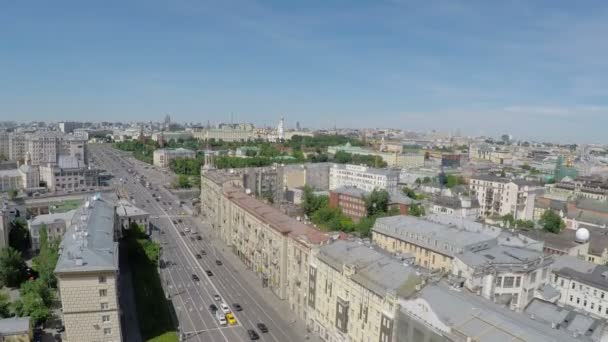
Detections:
[302, 186, 327, 216]
[500, 170, 506, 177]
[402, 187, 417, 199]
[32, 226, 60, 288]
[364, 189, 389, 217]
[445, 175, 464, 188]
[0, 154, 7, 162]
[0, 292, 10, 318]
[175, 175, 191, 189]
[409, 203, 425, 217]
[422, 177, 432, 184]
[0, 247, 27, 287]
[13, 291, 51, 326]
[514, 219, 535, 229]
[539, 210, 565, 234]
[9, 219, 30, 254]
[500, 214, 515, 227]
[7, 188, 17, 200]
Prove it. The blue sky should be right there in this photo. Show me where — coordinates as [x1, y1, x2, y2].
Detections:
[1, 0, 607, 142]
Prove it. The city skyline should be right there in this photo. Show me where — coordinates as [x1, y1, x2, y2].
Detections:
[1, 1, 608, 142]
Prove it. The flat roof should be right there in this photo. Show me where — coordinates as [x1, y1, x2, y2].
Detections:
[317, 240, 420, 298]
[29, 209, 76, 226]
[457, 245, 547, 269]
[553, 255, 608, 291]
[408, 282, 601, 342]
[0, 316, 30, 335]
[373, 215, 496, 256]
[55, 196, 119, 274]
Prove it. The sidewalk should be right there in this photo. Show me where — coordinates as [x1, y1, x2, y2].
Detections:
[197, 220, 322, 342]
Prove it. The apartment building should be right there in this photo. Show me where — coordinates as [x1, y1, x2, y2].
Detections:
[469, 175, 543, 220]
[329, 164, 399, 193]
[548, 178, 608, 201]
[430, 195, 480, 219]
[0, 169, 21, 192]
[26, 132, 87, 166]
[28, 209, 76, 250]
[329, 187, 413, 222]
[152, 148, 195, 168]
[552, 256, 608, 320]
[192, 123, 256, 142]
[8, 133, 26, 161]
[54, 196, 122, 342]
[39, 155, 100, 192]
[452, 245, 552, 312]
[372, 215, 496, 272]
[0, 131, 9, 160]
[201, 170, 330, 301]
[308, 240, 422, 342]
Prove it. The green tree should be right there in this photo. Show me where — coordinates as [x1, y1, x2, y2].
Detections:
[422, 177, 432, 184]
[409, 203, 425, 217]
[0, 292, 10, 318]
[514, 219, 535, 229]
[364, 189, 389, 216]
[175, 175, 191, 189]
[445, 175, 464, 188]
[302, 186, 328, 216]
[9, 219, 30, 254]
[500, 214, 515, 227]
[0, 154, 7, 162]
[32, 226, 60, 288]
[7, 188, 17, 200]
[402, 187, 417, 199]
[539, 210, 565, 234]
[0, 247, 27, 287]
[13, 291, 51, 326]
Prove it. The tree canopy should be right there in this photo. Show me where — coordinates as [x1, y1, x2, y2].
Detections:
[364, 189, 389, 217]
[0, 247, 27, 288]
[540, 210, 565, 234]
[32, 226, 60, 288]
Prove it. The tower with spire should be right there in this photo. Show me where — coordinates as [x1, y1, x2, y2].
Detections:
[277, 115, 285, 140]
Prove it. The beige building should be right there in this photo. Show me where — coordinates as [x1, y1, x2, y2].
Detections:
[153, 148, 195, 168]
[0, 131, 9, 161]
[201, 169, 330, 301]
[54, 196, 122, 342]
[28, 209, 76, 251]
[192, 123, 256, 142]
[0, 169, 21, 192]
[372, 215, 496, 272]
[307, 240, 422, 342]
[8, 133, 26, 162]
[470, 175, 543, 220]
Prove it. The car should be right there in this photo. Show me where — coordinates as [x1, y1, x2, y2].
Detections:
[178, 218, 182, 223]
[206, 270, 213, 276]
[201, 250, 207, 255]
[179, 231, 185, 236]
[195, 254, 202, 259]
[226, 312, 237, 325]
[209, 304, 218, 312]
[220, 303, 231, 314]
[213, 294, 221, 301]
[173, 220, 177, 224]
[216, 260, 223, 266]
[256, 323, 268, 333]
[247, 329, 260, 340]
[184, 227, 191, 232]
[233, 303, 242, 311]
[196, 236, 202, 241]
[191, 274, 200, 281]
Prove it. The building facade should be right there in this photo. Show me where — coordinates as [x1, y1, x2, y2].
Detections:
[28, 210, 76, 251]
[470, 175, 542, 220]
[152, 148, 196, 168]
[329, 164, 399, 193]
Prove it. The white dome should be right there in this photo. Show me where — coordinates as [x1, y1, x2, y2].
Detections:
[575, 228, 590, 242]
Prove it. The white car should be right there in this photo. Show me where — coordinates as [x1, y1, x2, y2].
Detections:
[220, 303, 231, 314]
[214, 294, 221, 301]
[184, 227, 191, 233]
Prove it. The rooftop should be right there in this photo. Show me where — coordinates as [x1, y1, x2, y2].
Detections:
[317, 240, 421, 298]
[116, 199, 149, 218]
[405, 282, 602, 342]
[0, 169, 20, 178]
[373, 215, 497, 256]
[55, 196, 119, 274]
[330, 163, 399, 177]
[553, 255, 608, 291]
[0, 316, 30, 335]
[29, 209, 76, 226]
[457, 245, 548, 270]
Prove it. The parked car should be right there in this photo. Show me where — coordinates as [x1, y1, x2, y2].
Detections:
[247, 329, 260, 340]
[209, 304, 218, 313]
[191, 274, 200, 281]
[195, 254, 202, 259]
[226, 312, 237, 325]
[196, 236, 202, 241]
[216, 260, 223, 266]
[214, 294, 221, 301]
[206, 270, 213, 276]
[220, 303, 231, 314]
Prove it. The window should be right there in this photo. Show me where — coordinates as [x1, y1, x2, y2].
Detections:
[591, 303, 595, 310]
[503, 276, 515, 288]
[570, 295, 573, 302]
[101, 303, 109, 310]
[515, 276, 521, 287]
[577, 298, 580, 304]
[584, 300, 587, 307]
[103, 328, 112, 336]
[530, 271, 537, 283]
[602, 292, 605, 299]
[572, 282, 576, 289]
[496, 277, 502, 287]
[99, 289, 107, 297]
[99, 276, 107, 283]
[102, 315, 110, 323]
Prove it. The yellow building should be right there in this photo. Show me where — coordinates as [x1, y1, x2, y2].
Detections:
[372, 215, 496, 272]
[54, 196, 123, 342]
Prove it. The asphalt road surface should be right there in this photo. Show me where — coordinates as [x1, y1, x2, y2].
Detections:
[90, 144, 307, 342]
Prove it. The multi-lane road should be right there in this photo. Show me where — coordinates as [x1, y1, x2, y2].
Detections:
[90, 144, 307, 342]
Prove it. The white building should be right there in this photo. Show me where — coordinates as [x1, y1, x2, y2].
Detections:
[191, 123, 255, 142]
[470, 175, 543, 220]
[452, 245, 552, 312]
[8, 133, 26, 161]
[0, 169, 21, 192]
[551, 241, 608, 319]
[28, 209, 76, 250]
[329, 164, 399, 193]
[39, 156, 99, 192]
[0, 131, 9, 160]
[24, 132, 87, 166]
[431, 195, 480, 219]
[152, 148, 196, 168]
